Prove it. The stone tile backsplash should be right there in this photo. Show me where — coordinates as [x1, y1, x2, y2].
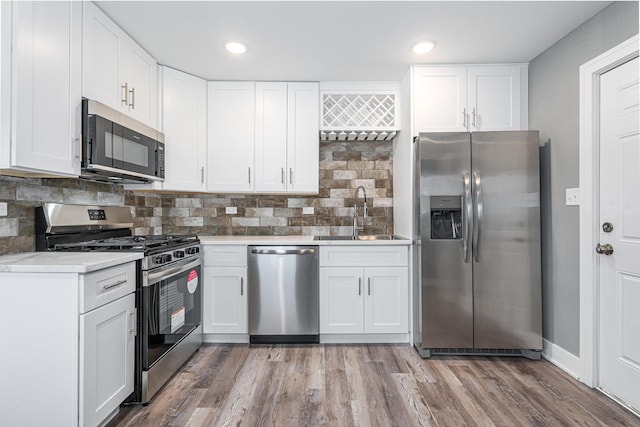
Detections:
[0, 140, 393, 255]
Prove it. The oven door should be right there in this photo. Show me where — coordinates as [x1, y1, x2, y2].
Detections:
[142, 258, 202, 370]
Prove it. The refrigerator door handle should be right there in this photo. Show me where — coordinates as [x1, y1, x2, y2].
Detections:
[473, 172, 484, 262]
[463, 172, 472, 263]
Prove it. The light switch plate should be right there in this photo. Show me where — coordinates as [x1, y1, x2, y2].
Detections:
[303, 207, 314, 215]
[225, 206, 237, 215]
[566, 188, 580, 206]
[0, 202, 6, 216]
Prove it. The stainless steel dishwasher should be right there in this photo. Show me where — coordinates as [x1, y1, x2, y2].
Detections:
[248, 246, 319, 344]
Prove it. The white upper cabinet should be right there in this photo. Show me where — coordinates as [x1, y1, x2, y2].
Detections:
[0, 1, 82, 177]
[287, 82, 319, 193]
[255, 82, 288, 192]
[209, 81, 319, 194]
[254, 82, 319, 193]
[159, 67, 207, 192]
[82, 1, 158, 128]
[413, 64, 527, 134]
[207, 81, 256, 192]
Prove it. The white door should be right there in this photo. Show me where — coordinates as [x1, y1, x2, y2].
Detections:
[207, 81, 255, 192]
[12, 1, 81, 176]
[161, 67, 207, 191]
[80, 293, 135, 427]
[254, 82, 288, 192]
[364, 267, 409, 334]
[202, 267, 248, 334]
[287, 82, 319, 193]
[598, 55, 640, 412]
[319, 267, 364, 334]
[121, 38, 157, 127]
[467, 65, 521, 131]
[412, 66, 467, 133]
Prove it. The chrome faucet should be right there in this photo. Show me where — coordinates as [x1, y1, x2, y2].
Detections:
[353, 185, 368, 238]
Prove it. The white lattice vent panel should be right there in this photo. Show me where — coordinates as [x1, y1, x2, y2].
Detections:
[322, 94, 397, 129]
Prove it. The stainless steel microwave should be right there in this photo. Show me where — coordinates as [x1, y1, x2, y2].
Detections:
[81, 99, 165, 183]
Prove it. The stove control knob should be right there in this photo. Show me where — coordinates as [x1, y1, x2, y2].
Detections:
[185, 246, 200, 255]
[154, 254, 172, 264]
[173, 250, 185, 258]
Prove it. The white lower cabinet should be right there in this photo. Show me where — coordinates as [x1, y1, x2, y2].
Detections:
[320, 266, 408, 334]
[80, 293, 135, 427]
[0, 260, 136, 427]
[319, 246, 409, 336]
[202, 266, 248, 334]
[202, 245, 248, 335]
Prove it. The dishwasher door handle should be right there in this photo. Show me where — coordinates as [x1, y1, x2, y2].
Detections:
[250, 248, 316, 255]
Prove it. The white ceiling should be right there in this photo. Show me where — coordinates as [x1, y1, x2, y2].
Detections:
[96, 1, 611, 82]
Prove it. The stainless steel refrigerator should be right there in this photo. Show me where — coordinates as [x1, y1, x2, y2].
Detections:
[413, 131, 542, 359]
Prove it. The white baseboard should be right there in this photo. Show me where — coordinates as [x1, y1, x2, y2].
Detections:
[542, 338, 581, 380]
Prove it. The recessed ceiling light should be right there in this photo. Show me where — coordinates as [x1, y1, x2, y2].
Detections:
[412, 41, 435, 54]
[225, 41, 247, 54]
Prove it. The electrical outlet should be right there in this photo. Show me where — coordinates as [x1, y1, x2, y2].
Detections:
[0, 202, 6, 216]
[225, 206, 237, 215]
[303, 207, 314, 215]
[566, 188, 580, 206]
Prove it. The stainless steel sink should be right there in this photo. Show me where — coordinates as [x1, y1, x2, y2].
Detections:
[314, 234, 406, 241]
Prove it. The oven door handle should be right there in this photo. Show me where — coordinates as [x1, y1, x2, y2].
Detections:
[144, 258, 201, 287]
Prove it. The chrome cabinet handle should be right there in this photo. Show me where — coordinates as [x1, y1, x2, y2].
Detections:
[240, 277, 244, 295]
[201, 167, 204, 183]
[248, 167, 251, 184]
[473, 172, 483, 263]
[358, 278, 362, 296]
[595, 243, 614, 255]
[289, 168, 293, 185]
[462, 108, 467, 128]
[129, 87, 135, 109]
[472, 108, 477, 128]
[463, 173, 472, 263]
[103, 279, 127, 290]
[121, 83, 129, 106]
[367, 277, 371, 296]
[129, 308, 137, 335]
[281, 167, 285, 184]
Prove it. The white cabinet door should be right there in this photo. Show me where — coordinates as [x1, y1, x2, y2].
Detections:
[82, 1, 121, 110]
[413, 66, 467, 133]
[8, 1, 81, 176]
[468, 66, 521, 131]
[82, 2, 157, 128]
[161, 66, 207, 191]
[80, 293, 135, 427]
[203, 267, 248, 334]
[120, 38, 157, 127]
[287, 82, 319, 193]
[320, 267, 364, 334]
[364, 267, 408, 334]
[254, 82, 288, 192]
[207, 81, 255, 192]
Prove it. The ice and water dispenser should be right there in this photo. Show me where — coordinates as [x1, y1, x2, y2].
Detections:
[430, 196, 463, 240]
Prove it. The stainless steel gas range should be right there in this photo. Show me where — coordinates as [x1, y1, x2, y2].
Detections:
[35, 203, 202, 404]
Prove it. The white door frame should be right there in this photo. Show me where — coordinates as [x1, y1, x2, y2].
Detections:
[578, 34, 639, 387]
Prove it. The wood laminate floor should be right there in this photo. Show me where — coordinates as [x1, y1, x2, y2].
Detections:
[109, 344, 639, 426]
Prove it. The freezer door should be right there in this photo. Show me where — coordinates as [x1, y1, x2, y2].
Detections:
[471, 131, 542, 350]
[418, 132, 474, 348]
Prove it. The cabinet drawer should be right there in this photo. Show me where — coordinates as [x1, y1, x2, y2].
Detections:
[80, 262, 136, 313]
[204, 245, 247, 267]
[320, 246, 408, 267]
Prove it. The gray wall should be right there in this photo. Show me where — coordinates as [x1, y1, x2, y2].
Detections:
[529, 1, 638, 356]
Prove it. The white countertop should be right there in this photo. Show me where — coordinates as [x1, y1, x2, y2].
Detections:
[0, 252, 143, 273]
[198, 235, 411, 246]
